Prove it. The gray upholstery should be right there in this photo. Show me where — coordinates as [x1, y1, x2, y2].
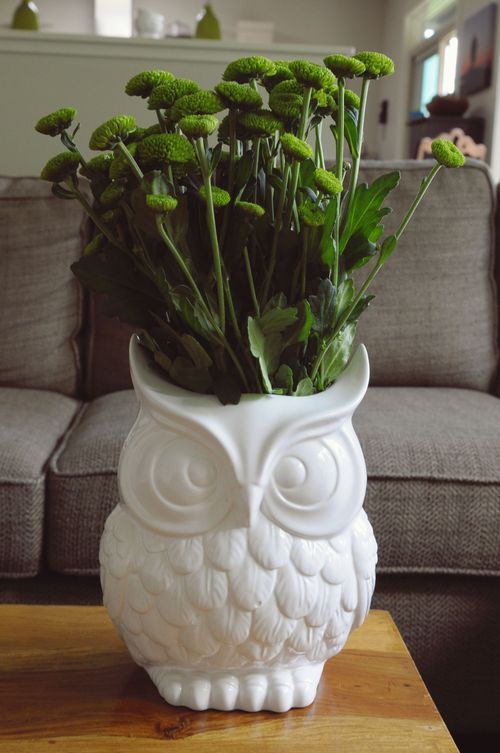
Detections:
[47, 390, 138, 573]
[0, 388, 78, 576]
[0, 177, 85, 396]
[357, 161, 498, 392]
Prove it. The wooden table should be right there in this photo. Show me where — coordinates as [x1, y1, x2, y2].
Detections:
[0, 606, 458, 752]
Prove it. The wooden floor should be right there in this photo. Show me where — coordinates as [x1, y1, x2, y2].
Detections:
[0, 606, 458, 752]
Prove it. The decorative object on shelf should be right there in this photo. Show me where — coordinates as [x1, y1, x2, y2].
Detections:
[135, 8, 165, 39]
[34, 51, 464, 712]
[459, 2, 497, 96]
[426, 94, 469, 117]
[10, 0, 39, 31]
[417, 127, 487, 161]
[166, 20, 192, 38]
[195, 3, 221, 40]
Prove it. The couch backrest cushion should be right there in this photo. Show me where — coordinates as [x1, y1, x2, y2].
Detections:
[85, 295, 134, 398]
[356, 160, 498, 391]
[0, 177, 85, 396]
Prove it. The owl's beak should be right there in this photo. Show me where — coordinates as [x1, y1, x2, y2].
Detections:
[238, 484, 263, 528]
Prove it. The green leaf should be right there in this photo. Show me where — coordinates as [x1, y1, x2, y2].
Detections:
[283, 300, 314, 347]
[170, 286, 217, 342]
[299, 158, 316, 189]
[379, 234, 398, 265]
[309, 278, 337, 336]
[259, 306, 298, 335]
[342, 110, 359, 159]
[262, 292, 287, 315]
[180, 334, 213, 369]
[347, 294, 375, 322]
[213, 374, 241, 405]
[234, 151, 254, 194]
[210, 142, 223, 174]
[293, 377, 314, 396]
[343, 230, 377, 271]
[154, 350, 172, 373]
[335, 279, 355, 323]
[321, 322, 357, 384]
[274, 364, 293, 394]
[169, 356, 212, 393]
[248, 316, 282, 393]
[319, 196, 338, 268]
[341, 171, 400, 251]
[52, 183, 76, 200]
[141, 169, 170, 197]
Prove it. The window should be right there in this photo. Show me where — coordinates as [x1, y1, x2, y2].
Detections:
[412, 29, 459, 116]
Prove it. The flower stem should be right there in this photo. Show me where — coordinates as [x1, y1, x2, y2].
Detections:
[333, 78, 346, 287]
[342, 78, 370, 241]
[283, 86, 313, 228]
[395, 163, 441, 240]
[195, 138, 226, 333]
[315, 121, 325, 169]
[116, 140, 143, 181]
[261, 162, 291, 304]
[244, 246, 260, 317]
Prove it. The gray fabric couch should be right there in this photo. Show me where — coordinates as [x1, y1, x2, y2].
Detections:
[1, 162, 499, 739]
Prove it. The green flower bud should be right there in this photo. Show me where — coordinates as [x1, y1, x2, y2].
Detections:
[269, 92, 303, 120]
[323, 54, 366, 79]
[125, 70, 174, 98]
[136, 134, 195, 167]
[99, 181, 126, 207]
[222, 56, 276, 83]
[235, 201, 265, 219]
[262, 61, 295, 91]
[354, 51, 395, 79]
[313, 168, 343, 195]
[79, 153, 113, 178]
[288, 60, 335, 89]
[89, 115, 136, 150]
[280, 133, 313, 162]
[168, 90, 224, 122]
[179, 114, 219, 138]
[35, 107, 77, 137]
[109, 142, 138, 180]
[198, 185, 231, 207]
[147, 78, 200, 110]
[40, 152, 80, 183]
[237, 109, 283, 137]
[145, 194, 178, 213]
[215, 81, 262, 111]
[431, 138, 465, 168]
[83, 233, 105, 256]
[298, 201, 326, 228]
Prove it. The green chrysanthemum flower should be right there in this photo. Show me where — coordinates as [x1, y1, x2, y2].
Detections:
[354, 51, 395, 79]
[313, 168, 343, 195]
[136, 134, 196, 167]
[313, 89, 336, 115]
[83, 233, 105, 256]
[262, 61, 295, 91]
[238, 109, 283, 137]
[179, 114, 219, 138]
[35, 107, 77, 137]
[324, 54, 366, 79]
[273, 80, 305, 95]
[40, 152, 80, 183]
[147, 78, 200, 110]
[145, 194, 178, 213]
[167, 90, 225, 122]
[235, 201, 265, 219]
[298, 201, 326, 228]
[89, 115, 136, 150]
[334, 88, 361, 110]
[198, 185, 231, 207]
[99, 181, 126, 206]
[288, 60, 335, 89]
[269, 92, 304, 120]
[222, 56, 276, 83]
[109, 142, 138, 180]
[431, 138, 465, 168]
[79, 153, 113, 178]
[280, 133, 313, 162]
[125, 70, 174, 98]
[215, 81, 263, 111]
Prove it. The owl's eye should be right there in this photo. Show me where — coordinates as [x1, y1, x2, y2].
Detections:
[272, 441, 337, 506]
[187, 457, 217, 488]
[153, 438, 219, 507]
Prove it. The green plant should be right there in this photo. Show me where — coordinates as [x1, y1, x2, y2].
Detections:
[35, 54, 464, 404]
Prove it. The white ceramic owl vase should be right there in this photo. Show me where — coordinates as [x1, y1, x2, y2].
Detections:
[100, 336, 377, 712]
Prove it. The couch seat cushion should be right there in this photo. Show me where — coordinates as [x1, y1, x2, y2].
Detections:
[0, 177, 86, 396]
[47, 390, 138, 574]
[0, 388, 78, 577]
[353, 387, 500, 576]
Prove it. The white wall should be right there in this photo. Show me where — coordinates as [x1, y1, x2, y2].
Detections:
[0, 0, 94, 34]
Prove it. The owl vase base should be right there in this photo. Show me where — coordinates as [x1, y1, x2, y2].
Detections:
[100, 336, 377, 712]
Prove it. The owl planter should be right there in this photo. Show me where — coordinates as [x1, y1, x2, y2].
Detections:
[99, 336, 377, 712]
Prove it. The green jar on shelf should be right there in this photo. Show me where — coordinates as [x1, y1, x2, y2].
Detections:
[11, 0, 39, 31]
[195, 4, 221, 40]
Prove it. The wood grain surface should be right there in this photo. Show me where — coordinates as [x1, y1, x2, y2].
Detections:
[0, 606, 458, 752]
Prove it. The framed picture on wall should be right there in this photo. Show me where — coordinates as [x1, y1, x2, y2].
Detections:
[459, 2, 497, 96]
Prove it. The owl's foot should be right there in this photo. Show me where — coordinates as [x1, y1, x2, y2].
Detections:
[146, 662, 325, 712]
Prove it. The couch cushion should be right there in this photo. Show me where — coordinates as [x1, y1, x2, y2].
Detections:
[47, 390, 138, 574]
[356, 160, 498, 391]
[0, 387, 78, 577]
[353, 386, 500, 576]
[0, 177, 85, 396]
[85, 296, 134, 398]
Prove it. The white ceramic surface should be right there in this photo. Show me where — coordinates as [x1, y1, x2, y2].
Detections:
[100, 336, 377, 712]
